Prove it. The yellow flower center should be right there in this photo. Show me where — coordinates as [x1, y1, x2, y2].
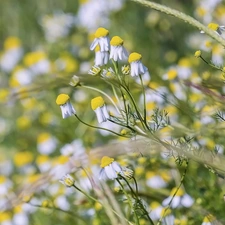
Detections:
[0, 212, 11, 222]
[24, 51, 46, 66]
[194, 50, 201, 58]
[42, 200, 50, 207]
[55, 155, 69, 164]
[122, 65, 130, 75]
[56, 94, 70, 105]
[150, 201, 160, 209]
[203, 214, 215, 222]
[0, 176, 6, 184]
[110, 36, 124, 46]
[95, 45, 101, 52]
[160, 208, 172, 217]
[120, 129, 128, 135]
[37, 132, 50, 143]
[64, 177, 74, 187]
[170, 187, 184, 196]
[91, 96, 105, 110]
[14, 151, 34, 167]
[95, 27, 109, 38]
[4, 36, 21, 49]
[208, 23, 219, 31]
[100, 156, 114, 168]
[128, 52, 142, 63]
[36, 155, 49, 165]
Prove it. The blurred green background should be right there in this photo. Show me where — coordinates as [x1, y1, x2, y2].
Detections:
[1, 0, 225, 224]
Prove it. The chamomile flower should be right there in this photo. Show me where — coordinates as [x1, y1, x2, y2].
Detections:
[99, 156, 122, 180]
[201, 22, 225, 35]
[91, 96, 110, 123]
[162, 187, 194, 208]
[90, 27, 110, 52]
[94, 45, 109, 66]
[101, 67, 115, 78]
[128, 52, 149, 77]
[88, 65, 101, 76]
[59, 174, 75, 187]
[109, 36, 128, 61]
[56, 94, 76, 119]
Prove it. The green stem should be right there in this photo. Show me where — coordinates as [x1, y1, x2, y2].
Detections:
[139, 75, 147, 124]
[74, 114, 125, 137]
[119, 83, 147, 130]
[131, 0, 225, 47]
[73, 185, 133, 224]
[116, 178, 140, 225]
[73, 185, 98, 202]
[157, 160, 189, 225]
[200, 56, 224, 72]
[28, 203, 86, 224]
[82, 85, 121, 114]
[120, 176, 154, 225]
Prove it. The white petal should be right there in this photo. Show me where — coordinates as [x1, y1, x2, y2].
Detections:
[95, 108, 104, 123]
[171, 196, 181, 208]
[112, 162, 122, 173]
[90, 38, 98, 51]
[162, 196, 172, 206]
[99, 168, 107, 180]
[105, 164, 117, 179]
[102, 105, 110, 120]
[181, 194, 194, 207]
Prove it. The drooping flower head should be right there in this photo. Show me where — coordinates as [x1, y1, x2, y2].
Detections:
[56, 94, 76, 119]
[128, 52, 149, 77]
[110, 36, 128, 61]
[94, 45, 109, 66]
[99, 156, 122, 180]
[90, 27, 110, 52]
[91, 96, 110, 123]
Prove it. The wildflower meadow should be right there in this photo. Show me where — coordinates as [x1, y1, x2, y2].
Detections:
[1, 0, 225, 224]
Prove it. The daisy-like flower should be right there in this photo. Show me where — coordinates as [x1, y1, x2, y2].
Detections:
[69, 75, 80, 87]
[101, 67, 115, 78]
[162, 187, 194, 208]
[59, 174, 75, 187]
[128, 52, 149, 77]
[109, 36, 128, 61]
[91, 96, 110, 123]
[121, 167, 134, 179]
[201, 23, 225, 35]
[94, 45, 109, 66]
[99, 156, 122, 180]
[90, 27, 110, 52]
[56, 94, 76, 119]
[121, 65, 130, 75]
[88, 65, 101, 76]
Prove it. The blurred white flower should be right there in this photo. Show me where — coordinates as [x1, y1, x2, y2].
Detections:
[41, 12, 76, 42]
[162, 187, 194, 208]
